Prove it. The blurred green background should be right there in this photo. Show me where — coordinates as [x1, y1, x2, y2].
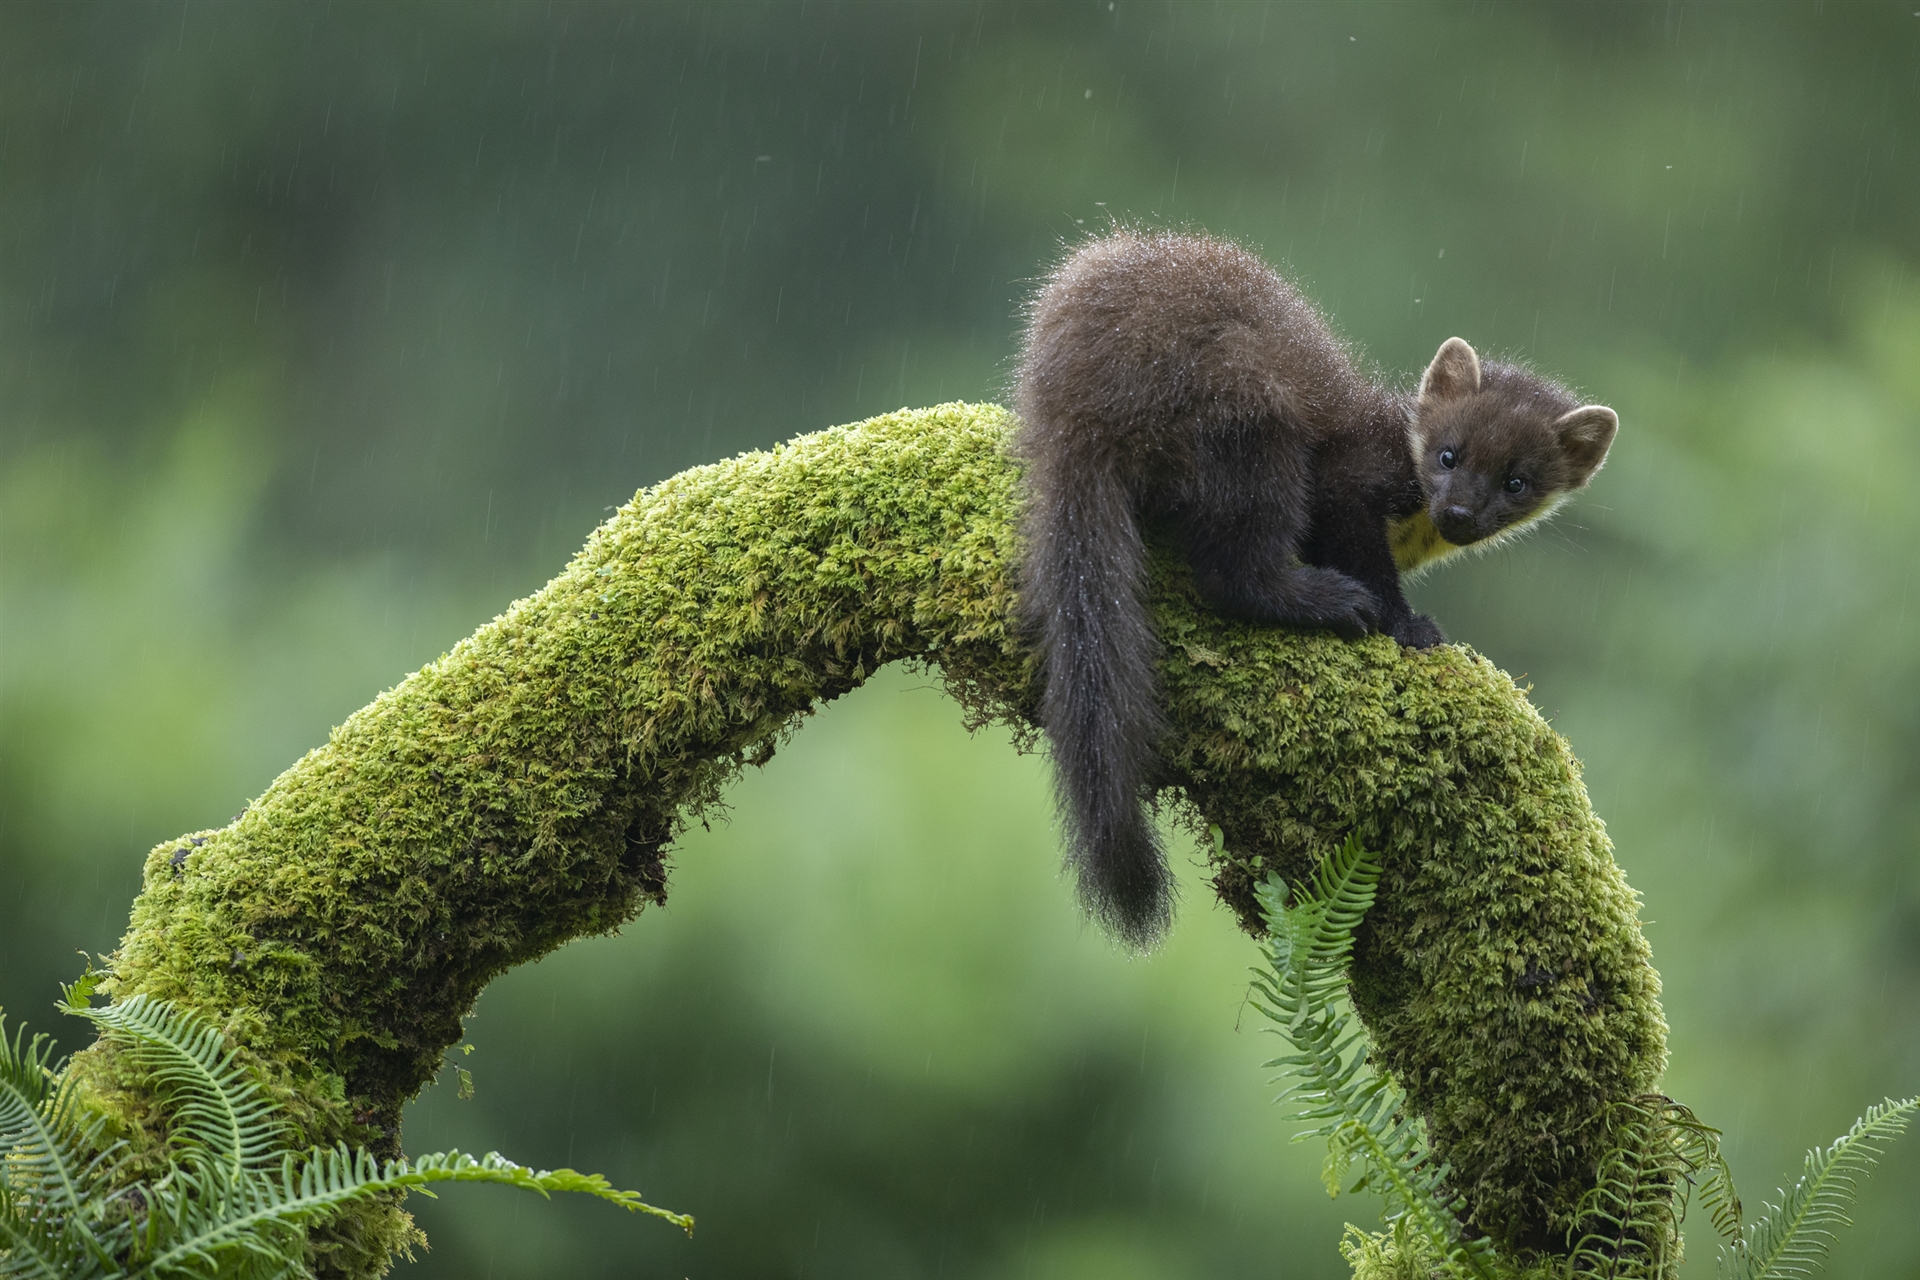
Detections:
[2, 2, 1916, 1276]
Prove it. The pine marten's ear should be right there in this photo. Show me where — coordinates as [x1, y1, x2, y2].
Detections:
[1419, 337, 1482, 404]
[1552, 405, 1619, 484]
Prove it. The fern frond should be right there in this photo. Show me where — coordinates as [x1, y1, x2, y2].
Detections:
[76, 996, 288, 1179]
[347, 1148, 694, 1232]
[124, 1153, 305, 1279]
[1566, 1096, 1725, 1279]
[1673, 1109, 1741, 1247]
[1696, 1146, 1743, 1244]
[1, 1184, 62, 1280]
[1253, 838, 1497, 1280]
[1725, 1095, 1918, 1280]
[6, 995, 694, 1277]
[1257, 834, 1381, 1026]
[0, 1189, 100, 1280]
[0, 1015, 118, 1227]
[0, 1078, 124, 1280]
[132, 1144, 691, 1276]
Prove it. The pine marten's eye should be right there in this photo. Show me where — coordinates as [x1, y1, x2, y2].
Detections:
[1438, 449, 1457, 470]
[1504, 476, 1527, 494]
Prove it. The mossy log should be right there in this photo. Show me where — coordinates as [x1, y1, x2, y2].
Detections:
[86, 403, 1666, 1274]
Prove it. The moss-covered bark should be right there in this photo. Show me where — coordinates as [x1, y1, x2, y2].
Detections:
[84, 402, 1665, 1273]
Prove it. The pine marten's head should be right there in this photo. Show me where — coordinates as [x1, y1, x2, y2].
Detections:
[1409, 337, 1618, 549]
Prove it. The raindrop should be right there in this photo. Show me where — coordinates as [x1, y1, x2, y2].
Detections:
[1084, 89, 1093, 99]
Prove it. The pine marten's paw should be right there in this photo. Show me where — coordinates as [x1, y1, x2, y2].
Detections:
[1391, 613, 1448, 649]
[1296, 567, 1381, 641]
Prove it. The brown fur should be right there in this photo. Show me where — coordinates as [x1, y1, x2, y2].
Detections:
[1014, 230, 1617, 946]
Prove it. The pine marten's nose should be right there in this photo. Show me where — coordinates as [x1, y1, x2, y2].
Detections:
[1437, 505, 1478, 542]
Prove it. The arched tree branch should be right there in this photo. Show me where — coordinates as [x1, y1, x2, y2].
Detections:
[76, 403, 1665, 1275]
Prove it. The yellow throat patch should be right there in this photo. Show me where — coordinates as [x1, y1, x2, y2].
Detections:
[1387, 510, 1463, 574]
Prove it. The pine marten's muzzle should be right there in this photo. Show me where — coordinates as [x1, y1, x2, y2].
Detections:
[1434, 503, 1486, 544]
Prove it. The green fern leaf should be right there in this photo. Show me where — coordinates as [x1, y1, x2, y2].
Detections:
[1696, 1146, 1743, 1245]
[1, 1184, 87, 1280]
[1, 1018, 128, 1279]
[0, 1014, 124, 1243]
[128, 1151, 309, 1278]
[1567, 1098, 1685, 1279]
[75, 996, 288, 1179]
[5, 995, 693, 1277]
[373, 1148, 694, 1231]
[1725, 1095, 1918, 1280]
[129, 1144, 691, 1276]
[1253, 837, 1498, 1280]
[1, 1017, 90, 1222]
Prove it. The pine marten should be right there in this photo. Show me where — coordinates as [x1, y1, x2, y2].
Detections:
[1014, 230, 1618, 948]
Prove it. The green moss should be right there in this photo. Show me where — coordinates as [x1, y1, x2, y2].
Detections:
[1339, 1223, 1448, 1280]
[81, 402, 1664, 1274]
[1154, 552, 1668, 1250]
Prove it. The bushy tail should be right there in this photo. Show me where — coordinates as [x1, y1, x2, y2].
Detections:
[1018, 455, 1174, 948]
